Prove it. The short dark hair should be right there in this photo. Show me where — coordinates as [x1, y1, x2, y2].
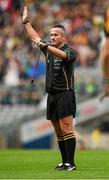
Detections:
[51, 24, 66, 35]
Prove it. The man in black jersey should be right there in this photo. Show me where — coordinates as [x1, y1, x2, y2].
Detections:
[100, 6, 109, 100]
[23, 6, 77, 171]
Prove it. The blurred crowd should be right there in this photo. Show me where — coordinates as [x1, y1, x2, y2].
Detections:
[0, 0, 109, 104]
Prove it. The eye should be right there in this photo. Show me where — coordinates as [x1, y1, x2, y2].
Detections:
[51, 33, 58, 37]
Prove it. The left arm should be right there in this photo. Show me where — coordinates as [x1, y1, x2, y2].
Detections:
[38, 42, 77, 61]
[47, 46, 67, 59]
[37, 41, 67, 59]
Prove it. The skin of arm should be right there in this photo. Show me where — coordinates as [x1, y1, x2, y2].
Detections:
[24, 23, 67, 59]
[25, 22, 41, 43]
[47, 46, 67, 59]
[100, 38, 109, 80]
[99, 38, 109, 100]
[23, 7, 67, 59]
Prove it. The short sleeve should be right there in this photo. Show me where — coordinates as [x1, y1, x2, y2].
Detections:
[64, 48, 77, 62]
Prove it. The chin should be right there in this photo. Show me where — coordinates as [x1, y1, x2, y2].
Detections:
[52, 44, 56, 46]
[51, 42, 56, 45]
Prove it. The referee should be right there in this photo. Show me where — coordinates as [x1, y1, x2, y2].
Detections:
[23, 6, 77, 171]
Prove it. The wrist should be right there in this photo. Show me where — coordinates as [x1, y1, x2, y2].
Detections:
[37, 41, 48, 50]
[23, 17, 30, 24]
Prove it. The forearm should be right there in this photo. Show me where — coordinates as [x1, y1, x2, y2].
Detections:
[24, 23, 66, 59]
[24, 22, 41, 42]
[100, 38, 109, 93]
[100, 39, 109, 78]
[47, 46, 67, 59]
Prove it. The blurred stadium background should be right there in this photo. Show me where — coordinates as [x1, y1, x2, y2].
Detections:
[0, 0, 109, 150]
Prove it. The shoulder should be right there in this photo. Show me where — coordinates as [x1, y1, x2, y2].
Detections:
[64, 44, 78, 55]
[62, 45, 78, 62]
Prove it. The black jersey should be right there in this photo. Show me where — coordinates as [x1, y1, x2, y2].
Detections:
[41, 44, 77, 94]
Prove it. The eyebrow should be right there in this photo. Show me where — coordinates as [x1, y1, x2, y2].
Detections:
[50, 31, 65, 36]
[50, 33, 58, 35]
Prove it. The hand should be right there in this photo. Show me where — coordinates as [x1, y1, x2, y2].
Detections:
[23, 6, 29, 24]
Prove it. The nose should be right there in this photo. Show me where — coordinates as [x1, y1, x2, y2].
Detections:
[51, 34, 55, 39]
[51, 37, 55, 41]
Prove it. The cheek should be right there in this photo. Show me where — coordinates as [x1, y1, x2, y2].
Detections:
[56, 37, 62, 41]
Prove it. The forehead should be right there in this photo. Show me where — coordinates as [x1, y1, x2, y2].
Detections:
[50, 28, 64, 35]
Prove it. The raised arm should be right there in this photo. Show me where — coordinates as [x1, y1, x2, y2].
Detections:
[23, 6, 67, 59]
[23, 6, 41, 43]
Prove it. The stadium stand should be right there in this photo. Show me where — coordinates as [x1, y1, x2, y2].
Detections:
[0, 0, 109, 148]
